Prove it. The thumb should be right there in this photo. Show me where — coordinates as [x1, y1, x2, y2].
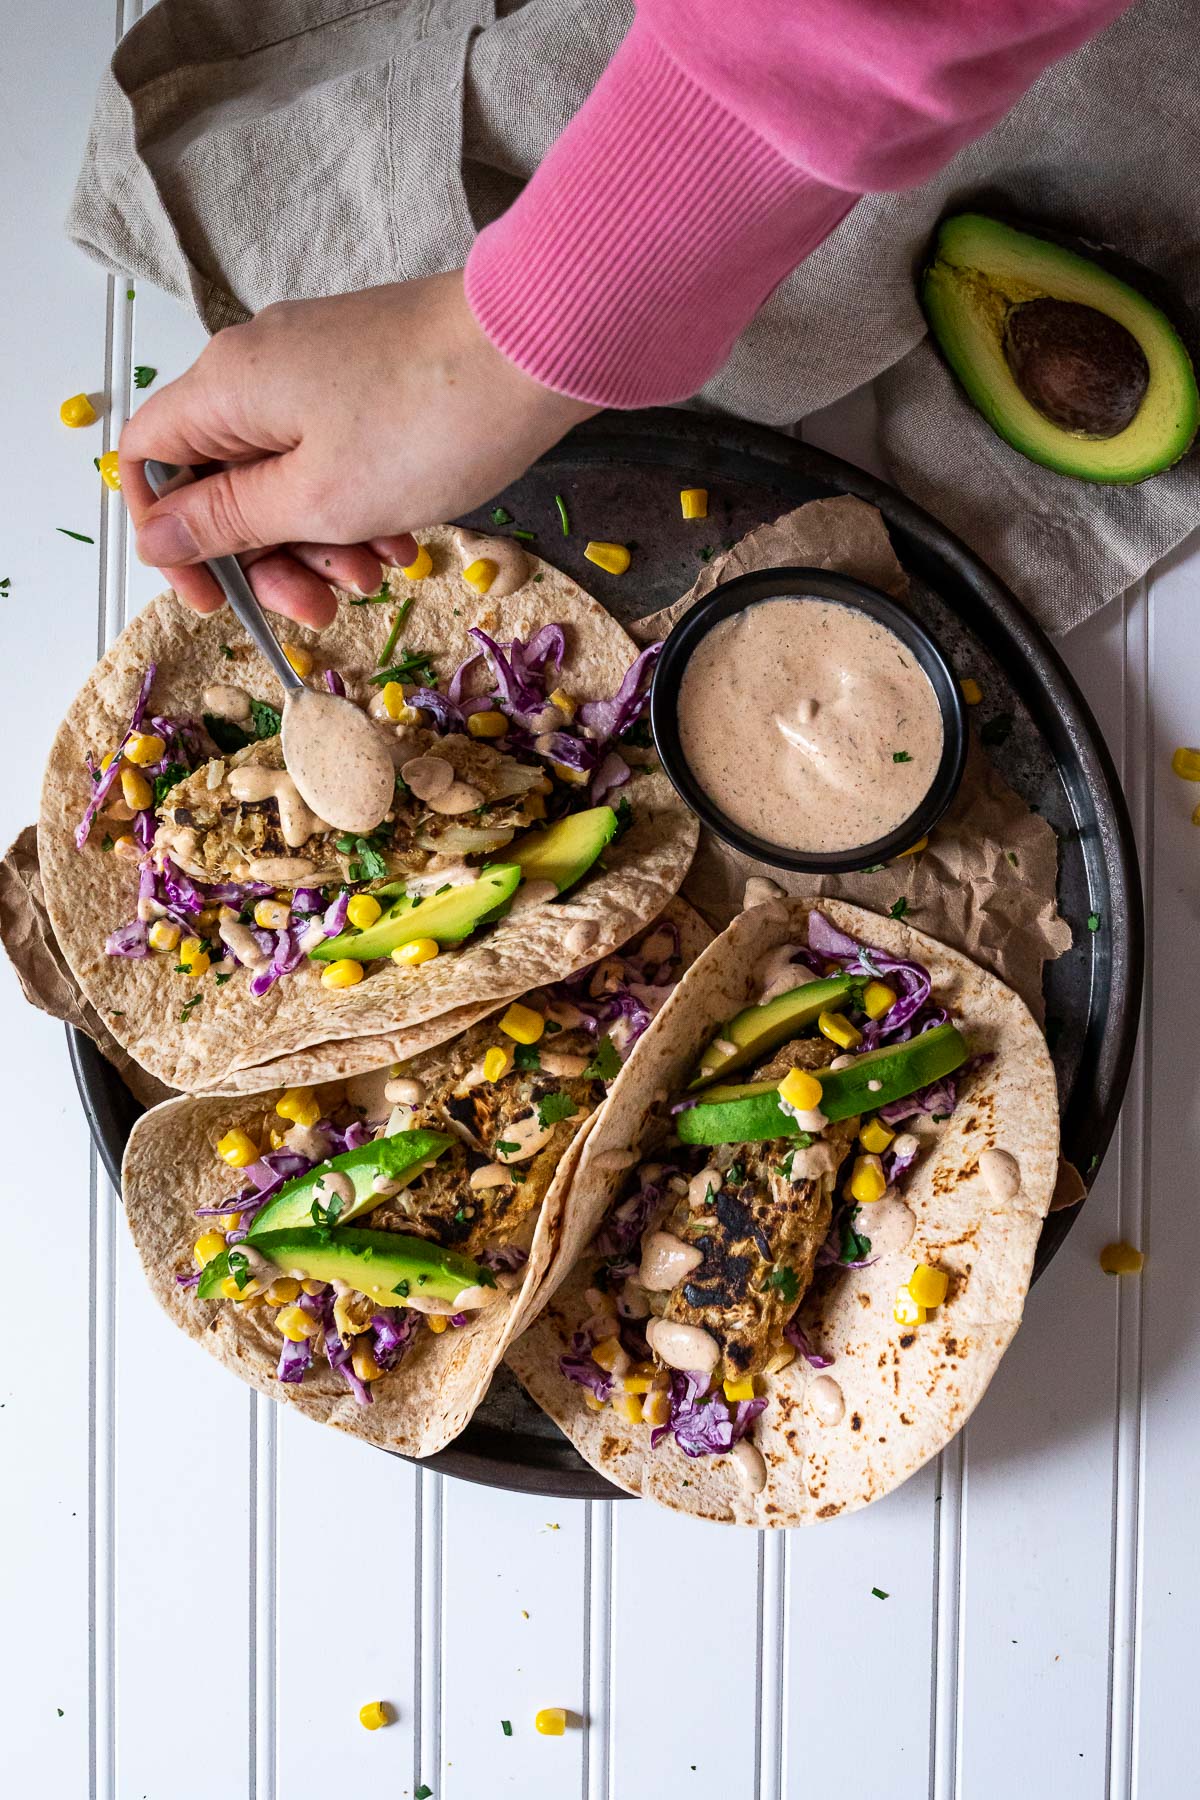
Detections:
[132, 455, 305, 567]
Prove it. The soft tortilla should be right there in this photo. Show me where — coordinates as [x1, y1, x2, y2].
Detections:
[508, 897, 1059, 1526]
[39, 527, 697, 1093]
[121, 900, 713, 1459]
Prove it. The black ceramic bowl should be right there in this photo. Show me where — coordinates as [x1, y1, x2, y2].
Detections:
[649, 566, 968, 874]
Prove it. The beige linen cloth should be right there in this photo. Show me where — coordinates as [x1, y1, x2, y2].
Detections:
[69, 0, 1200, 632]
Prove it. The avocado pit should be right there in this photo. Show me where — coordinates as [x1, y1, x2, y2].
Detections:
[1002, 298, 1149, 438]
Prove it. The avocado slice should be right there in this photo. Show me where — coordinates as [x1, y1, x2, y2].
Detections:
[247, 1129, 455, 1237]
[507, 805, 618, 893]
[311, 863, 521, 963]
[198, 1227, 487, 1309]
[921, 213, 1198, 483]
[676, 1023, 968, 1145]
[687, 974, 861, 1088]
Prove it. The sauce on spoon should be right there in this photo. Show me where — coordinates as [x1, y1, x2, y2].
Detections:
[281, 686, 395, 835]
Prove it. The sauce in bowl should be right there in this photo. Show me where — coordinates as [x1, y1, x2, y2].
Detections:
[676, 596, 945, 855]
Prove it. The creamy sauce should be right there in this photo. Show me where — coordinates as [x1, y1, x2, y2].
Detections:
[469, 1162, 514, 1189]
[494, 1112, 561, 1164]
[384, 1076, 427, 1107]
[202, 683, 252, 722]
[980, 1147, 1021, 1201]
[313, 1169, 355, 1210]
[638, 1231, 704, 1291]
[539, 1047, 590, 1078]
[688, 1166, 722, 1210]
[732, 1438, 767, 1492]
[646, 1317, 720, 1373]
[809, 1374, 845, 1425]
[281, 685, 395, 835]
[678, 598, 944, 853]
[228, 763, 328, 849]
[863, 1195, 916, 1255]
[400, 753, 483, 816]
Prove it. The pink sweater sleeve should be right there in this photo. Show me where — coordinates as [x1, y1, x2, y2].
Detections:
[465, 0, 1130, 409]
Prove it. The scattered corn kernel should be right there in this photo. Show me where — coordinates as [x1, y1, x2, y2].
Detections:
[276, 1304, 320, 1341]
[849, 1153, 888, 1206]
[392, 938, 439, 967]
[763, 1345, 796, 1376]
[467, 708, 508, 739]
[908, 1262, 950, 1308]
[265, 1277, 301, 1305]
[549, 688, 576, 720]
[778, 1066, 823, 1112]
[643, 1389, 671, 1427]
[194, 1231, 227, 1267]
[679, 487, 708, 520]
[583, 540, 631, 575]
[862, 980, 898, 1019]
[859, 1117, 895, 1155]
[818, 1009, 863, 1050]
[352, 1339, 384, 1383]
[611, 1392, 643, 1423]
[60, 392, 98, 428]
[893, 1286, 927, 1327]
[321, 959, 365, 987]
[381, 680, 411, 721]
[427, 1313, 449, 1334]
[254, 898, 291, 930]
[723, 1377, 756, 1403]
[217, 1128, 259, 1169]
[402, 543, 433, 580]
[120, 766, 152, 812]
[1171, 745, 1200, 780]
[500, 1001, 545, 1045]
[535, 1708, 567, 1737]
[483, 1044, 514, 1084]
[124, 731, 165, 766]
[147, 919, 182, 953]
[959, 678, 983, 706]
[359, 1701, 391, 1731]
[178, 935, 211, 977]
[346, 893, 382, 930]
[462, 556, 497, 594]
[896, 835, 929, 859]
[591, 1336, 624, 1373]
[1100, 1241, 1145, 1276]
[283, 643, 313, 677]
[98, 449, 122, 490]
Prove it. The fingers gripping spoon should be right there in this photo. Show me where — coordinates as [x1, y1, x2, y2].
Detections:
[143, 461, 394, 834]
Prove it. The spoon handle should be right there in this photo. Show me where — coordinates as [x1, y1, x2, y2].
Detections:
[142, 460, 304, 695]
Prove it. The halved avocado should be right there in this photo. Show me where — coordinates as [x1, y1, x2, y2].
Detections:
[311, 863, 521, 962]
[198, 1227, 487, 1310]
[247, 1129, 455, 1236]
[508, 806, 618, 893]
[921, 213, 1198, 483]
[687, 974, 861, 1088]
[677, 1024, 968, 1145]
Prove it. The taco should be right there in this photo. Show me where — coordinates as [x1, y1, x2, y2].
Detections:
[39, 527, 696, 1092]
[121, 903, 712, 1458]
[508, 897, 1058, 1525]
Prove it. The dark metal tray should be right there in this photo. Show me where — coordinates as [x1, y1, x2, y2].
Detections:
[70, 407, 1143, 1500]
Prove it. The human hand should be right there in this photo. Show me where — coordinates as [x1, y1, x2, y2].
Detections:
[120, 271, 596, 628]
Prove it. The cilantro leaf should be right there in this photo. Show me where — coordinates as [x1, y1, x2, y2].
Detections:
[152, 762, 189, 806]
[220, 643, 233, 660]
[500, 1720, 513, 1737]
[1087, 911, 1101, 932]
[612, 796, 633, 840]
[355, 837, 388, 881]
[133, 365, 157, 389]
[583, 1034, 621, 1082]
[513, 1042, 541, 1071]
[888, 897, 909, 920]
[250, 698, 282, 740]
[56, 527, 95, 544]
[179, 995, 202, 1023]
[495, 1140, 519, 1156]
[369, 652, 437, 688]
[227, 1249, 251, 1290]
[204, 712, 251, 754]
[392, 1280, 410, 1298]
[764, 1265, 800, 1304]
[536, 1092, 578, 1129]
[490, 506, 513, 525]
[892, 750, 912, 764]
[100, 833, 114, 852]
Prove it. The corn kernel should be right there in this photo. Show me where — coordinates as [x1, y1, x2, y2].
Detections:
[908, 1262, 950, 1308]
[549, 688, 576, 720]
[283, 643, 313, 677]
[301, 1279, 326, 1296]
[552, 761, 588, 785]
[679, 487, 708, 520]
[483, 1044, 514, 1084]
[111, 833, 141, 860]
[466, 709, 508, 739]
[359, 1701, 391, 1731]
[321, 958, 365, 988]
[381, 680, 411, 721]
[1100, 1241, 1145, 1276]
[427, 1313, 449, 1334]
[621, 1375, 653, 1394]
[222, 1212, 243, 1234]
[346, 893, 382, 930]
[723, 1377, 756, 1403]
[352, 1339, 383, 1383]
[535, 1708, 567, 1737]
[893, 1286, 927, 1327]
[848, 1153, 888, 1205]
[60, 392, 98, 428]
[276, 1304, 320, 1342]
[120, 766, 152, 811]
[763, 1345, 796, 1376]
[959, 678, 983, 706]
[147, 919, 181, 953]
[98, 449, 121, 490]
[499, 1002, 545, 1045]
[611, 1392, 643, 1423]
[391, 938, 439, 968]
[591, 1336, 624, 1373]
[217, 1128, 259, 1169]
[179, 935, 210, 977]
[859, 1117, 895, 1155]
[525, 793, 547, 820]
[583, 540, 631, 575]
[643, 1389, 671, 1427]
[778, 1067, 823, 1112]
[584, 1391, 607, 1412]
[401, 543, 433, 580]
[254, 898, 291, 931]
[862, 981, 898, 1019]
[100, 749, 115, 772]
[818, 1009, 863, 1050]
[194, 1231, 228, 1267]
[221, 1274, 263, 1303]
[125, 731, 166, 766]
[1171, 746, 1200, 781]
[896, 836, 928, 858]
[462, 556, 497, 594]
[265, 1277, 301, 1305]
[269, 1127, 286, 1150]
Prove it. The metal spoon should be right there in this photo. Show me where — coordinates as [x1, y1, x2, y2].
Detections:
[143, 460, 394, 834]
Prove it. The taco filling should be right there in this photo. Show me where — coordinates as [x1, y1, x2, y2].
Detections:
[557, 910, 980, 1482]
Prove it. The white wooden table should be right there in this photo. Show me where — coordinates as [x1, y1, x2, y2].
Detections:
[4, 7, 1199, 1796]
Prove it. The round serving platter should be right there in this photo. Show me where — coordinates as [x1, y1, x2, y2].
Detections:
[69, 406, 1143, 1500]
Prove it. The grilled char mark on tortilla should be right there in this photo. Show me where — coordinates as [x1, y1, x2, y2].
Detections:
[662, 1038, 856, 1377]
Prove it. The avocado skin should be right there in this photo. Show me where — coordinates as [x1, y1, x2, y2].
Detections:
[247, 1128, 455, 1236]
[921, 212, 1198, 483]
[198, 1226, 485, 1305]
[688, 973, 860, 1088]
[311, 863, 520, 962]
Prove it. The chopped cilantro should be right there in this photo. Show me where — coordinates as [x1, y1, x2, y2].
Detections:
[393, 1280, 410, 1297]
[152, 762, 189, 805]
[349, 577, 393, 607]
[612, 796, 634, 839]
[536, 1091, 578, 1129]
[416, 1786, 433, 1799]
[355, 837, 388, 881]
[250, 698, 282, 740]
[774, 1153, 794, 1179]
[931, 1112, 950, 1123]
[533, 572, 544, 583]
[0, 577, 9, 592]
[127, 287, 135, 300]
[215, 971, 232, 985]
[980, 711, 1014, 747]
[700, 545, 714, 562]
[100, 833, 114, 852]
[490, 506, 513, 525]
[620, 718, 652, 748]
[369, 652, 437, 688]
[179, 995, 202, 1023]
[133, 365, 157, 389]
[495, 1140, 519, 1156]
[892, 750, 912, 764]
[220, 643, 234, 660]
[1087, 911, 1101, 932]
[841, 1207, 872, 1264]
[554, 493, 570, 535]
[584, 1034, 621, 1082]
[227, 1249, 250, 1290]
[56, 528, 94, 544]
[542, 1017, 562, 1035]
[725, 1160, 744, 1185]
[764, 1265, 800, 1304]
[310, 1193, 344, 1231]
[501, 1719, 512, 1737]
[513, 1043, 541, 1071]
[1006, 850, 1018, 866]
[510, 529, 535, 542]
[861, 863, 885, 874]
[888, 898, 909, 920]
[454, 1208, 468, 1224]
[377, 598, 413, 668]
[871, 1587, 889, 1601]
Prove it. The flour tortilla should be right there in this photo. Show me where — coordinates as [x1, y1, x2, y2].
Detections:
[508, 897, 1059, 1526]
[122, 900, 713, 1458]
[39, 526, 697, 1093]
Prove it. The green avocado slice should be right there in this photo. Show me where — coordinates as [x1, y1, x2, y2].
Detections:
[687, 974, 861, 1088]
[246, 1128, 455, 1237]
[507, 805, 618, 893]
[921, 212, 1198, 483]
[311, 864, 521, 962]
[676, 1023, 969, 1145]
[198, 1227, 488, 1309]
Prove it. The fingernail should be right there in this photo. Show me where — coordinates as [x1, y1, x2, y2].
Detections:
[137, 512, 198, 566]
